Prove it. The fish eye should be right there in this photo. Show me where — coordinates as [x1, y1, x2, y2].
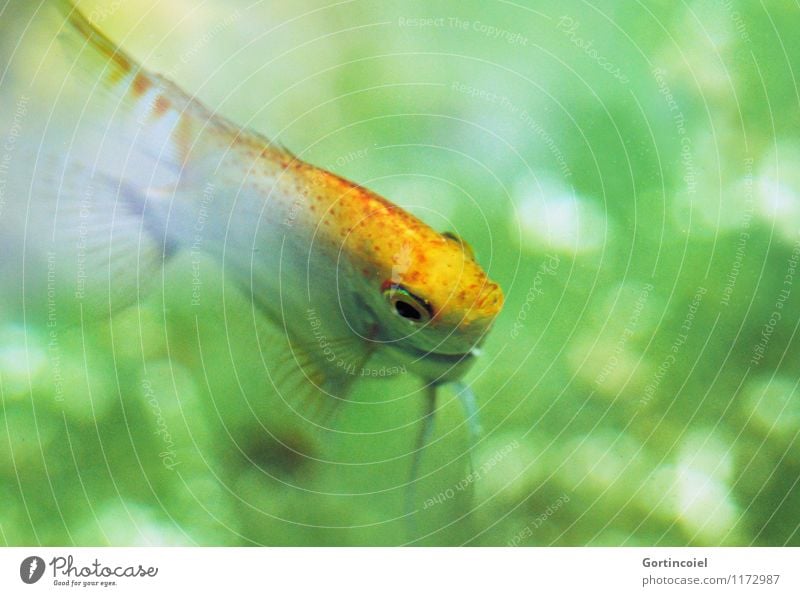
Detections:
[382, 283, 432, 323]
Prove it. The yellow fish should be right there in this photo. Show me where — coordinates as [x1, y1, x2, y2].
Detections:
[0, 0, 503, 487]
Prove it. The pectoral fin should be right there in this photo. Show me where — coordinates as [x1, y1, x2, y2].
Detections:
[268, 331, 376, 425]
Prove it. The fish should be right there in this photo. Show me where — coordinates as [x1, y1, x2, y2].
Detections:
[0, 0, 504, 508]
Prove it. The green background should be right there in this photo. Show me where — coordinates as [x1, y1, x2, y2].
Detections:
[1, 0, 799, 546]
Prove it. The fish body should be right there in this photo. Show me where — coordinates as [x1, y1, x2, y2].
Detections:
[1, 0, 503, 445]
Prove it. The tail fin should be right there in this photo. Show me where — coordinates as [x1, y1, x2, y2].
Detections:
[0, 0, 223, 320]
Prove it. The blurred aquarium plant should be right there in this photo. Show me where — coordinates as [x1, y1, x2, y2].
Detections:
[1, 0, 799, 546]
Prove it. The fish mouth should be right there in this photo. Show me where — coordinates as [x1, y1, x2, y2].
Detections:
[406, 345, 480, 363]
[396, 345, 479, 383]
[385, 344, 480, 379]
[357, 298, 481, 369]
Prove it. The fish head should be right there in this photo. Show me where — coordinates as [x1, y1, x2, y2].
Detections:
[356, 229, 504, 382]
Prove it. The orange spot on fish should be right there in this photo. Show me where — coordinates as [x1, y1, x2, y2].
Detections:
[131, 73, 152, 98]
[153, 95, 171, 117]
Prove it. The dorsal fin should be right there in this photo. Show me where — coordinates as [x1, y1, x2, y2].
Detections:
[51, 0, 138, 86]
[49, 0, 292, 164]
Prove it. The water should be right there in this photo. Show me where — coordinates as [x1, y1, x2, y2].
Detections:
[0, 0, 798, 546]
